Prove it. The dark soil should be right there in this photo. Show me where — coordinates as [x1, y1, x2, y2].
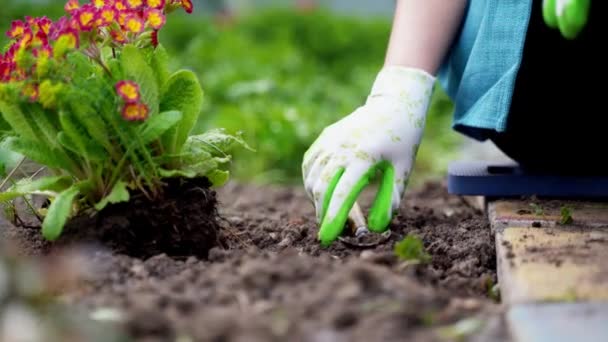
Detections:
[4, 181, 503, 342]
[11, 177, 222, 259]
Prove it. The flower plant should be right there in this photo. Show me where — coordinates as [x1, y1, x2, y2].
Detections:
[0, 0, 246, 240]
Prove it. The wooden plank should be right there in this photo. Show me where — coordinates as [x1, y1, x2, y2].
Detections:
[496, 226, 608, 304]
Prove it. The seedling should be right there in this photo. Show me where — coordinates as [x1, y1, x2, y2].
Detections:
[560, 205, 573, 225]
[529, 202, 544, 216]
[0, 0, 247, 240]
[394, 233, 431, 264]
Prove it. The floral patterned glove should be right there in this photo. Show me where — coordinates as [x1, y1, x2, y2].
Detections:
[302, 66, 436, 246]
[543, 0, 590, 39]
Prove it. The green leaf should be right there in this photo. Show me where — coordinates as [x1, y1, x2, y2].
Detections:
[159, 168, 197, 178]
[3, 137, 74, 171]
[0, 176, 73, 202]
[121, 44, 160, 116]
[394, 234, 431, 263]
[42, 185, 80, 241]
[206, 169, 230, 187]
[150, 44, 171, 89]
[67, 98, 116, 158]
[139, 110, 182, 145]
[25, 103, 60, 148]
[186, 129, 253, 157]
[59, 111, 107, 161]
[94, 181, 130, 211]
[160, 70, 204, 153]
[0, 100, 38, 141]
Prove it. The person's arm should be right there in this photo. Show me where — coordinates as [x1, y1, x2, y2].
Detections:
[385, 0, 468, 74]
[302, 1, 468, 246]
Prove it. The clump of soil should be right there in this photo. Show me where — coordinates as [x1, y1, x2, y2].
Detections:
[48, 177, 220, 259]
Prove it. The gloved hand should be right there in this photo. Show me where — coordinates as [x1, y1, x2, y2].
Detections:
[543, 0, 590, 39]
[302, 66, 436, 246]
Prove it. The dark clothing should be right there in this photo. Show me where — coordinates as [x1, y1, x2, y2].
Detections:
[489, 0, 607, 175]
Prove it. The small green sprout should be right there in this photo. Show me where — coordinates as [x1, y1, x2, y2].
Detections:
[394, 234, 431, 263]
[529, 202, 544, 216]
[560, 205, 573, 225]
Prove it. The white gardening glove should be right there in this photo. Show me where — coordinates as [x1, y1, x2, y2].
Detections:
[302, 66, 436, 246]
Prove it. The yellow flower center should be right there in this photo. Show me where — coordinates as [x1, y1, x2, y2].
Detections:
[80, 12, 94, 26]
[127, 0, 143, 8]
[120, 84, 138, 100]
[124, 104, 139, 119]
[148, 13, 163, 27]
[126, 18, 143, 32]
[102, 10, 114, 23]
[11, 26, 24, 38]
[148, 0, 162, 7]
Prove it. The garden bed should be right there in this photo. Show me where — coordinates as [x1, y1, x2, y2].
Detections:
[4, 181, 503, 342]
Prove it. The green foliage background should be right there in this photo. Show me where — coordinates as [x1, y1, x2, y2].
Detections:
[1, 2, 461, 186]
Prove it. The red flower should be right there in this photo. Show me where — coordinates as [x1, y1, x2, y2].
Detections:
[36, 17, 53, 36]
[121, 102, 149, 121]
[117, 10, 130, 26]
[32, 30, 48, 48]
[57, 29, 80, 49]
[65, 0, 81, 14]
[125, 0, 144, 10]
[16, 29, 34, 50]
[145, 9, 166, 30]
[91, 0, 106, 8]
[75, 4, 99, 31]
[180, 0, 193, 14]
[49, 17, 68, 40]
[110, 29, 127, 44]
[146, 0, 165, 10]
[114, 0, 127, 11]
[124, 15, 145, 33]
[98, 6, 118, 26]
[116, 80, 141, 103]
[7, 20, 27, 39]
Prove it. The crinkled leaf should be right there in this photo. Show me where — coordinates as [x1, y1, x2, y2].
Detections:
[95, 181, 130, 211]
[186, 129, 252, 158]
[160, 70, 204, 153]
[0, 176, 73, 202]
[139, 110, 182, 145]
[42, 185, 80, 241]
[121, 44, 159, 116]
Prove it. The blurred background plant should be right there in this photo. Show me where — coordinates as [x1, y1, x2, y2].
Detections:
[1, 0, 463, 186]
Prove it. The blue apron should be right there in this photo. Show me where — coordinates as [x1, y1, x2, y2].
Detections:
[438, 0, 533, 141]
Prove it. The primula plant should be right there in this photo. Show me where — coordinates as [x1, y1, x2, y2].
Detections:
[0, 0, 246, 241]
